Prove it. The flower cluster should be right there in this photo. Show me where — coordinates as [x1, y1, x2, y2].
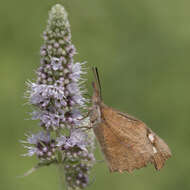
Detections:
[23, 131, 56, 160]
[22, 4, 95, 190]
[60, 127, 95, 189]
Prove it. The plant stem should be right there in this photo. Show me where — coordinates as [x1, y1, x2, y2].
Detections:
[58, 164, 67, 190]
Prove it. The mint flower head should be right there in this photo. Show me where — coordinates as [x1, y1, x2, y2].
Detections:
[22, 4, 95, 190]
[27, 4, 86, 131]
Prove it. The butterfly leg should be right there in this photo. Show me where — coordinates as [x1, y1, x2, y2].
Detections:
[75, 125, 93, 130]
[76, 107, 94, 121]
[77, 111, 91, 121]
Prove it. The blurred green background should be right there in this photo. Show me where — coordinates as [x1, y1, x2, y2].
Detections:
[0, 0, 189, 189]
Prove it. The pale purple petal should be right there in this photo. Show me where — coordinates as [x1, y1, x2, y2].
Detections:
[66, 83, 79, 94]
[67, 129, 87, 151]
[28, 83, 65, 106]
[27, 131, 50, 144]
[57, 136, 67, 146]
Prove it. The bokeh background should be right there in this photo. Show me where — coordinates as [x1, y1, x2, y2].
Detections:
[0, 0, 189, 189]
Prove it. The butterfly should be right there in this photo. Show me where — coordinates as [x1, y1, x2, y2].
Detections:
[90, 67, 171, 173]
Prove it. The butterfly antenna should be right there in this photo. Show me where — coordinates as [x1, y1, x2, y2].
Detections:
[92, 66, 102, 100]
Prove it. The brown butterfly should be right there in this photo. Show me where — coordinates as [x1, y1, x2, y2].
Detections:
[90, 67, 171, 173]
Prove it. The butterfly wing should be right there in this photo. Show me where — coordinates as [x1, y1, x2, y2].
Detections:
[94, 103, 171, 172]
[147, 128, 172, 170]
[93, 121, 153, 172]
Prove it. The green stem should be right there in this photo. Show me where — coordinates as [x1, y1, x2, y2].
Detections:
[58, 164, 67, 190]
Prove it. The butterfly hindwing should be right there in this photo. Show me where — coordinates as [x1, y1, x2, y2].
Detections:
[148, 129, 172, 170]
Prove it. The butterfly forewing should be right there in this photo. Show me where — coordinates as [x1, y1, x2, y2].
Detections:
[93, 103, 171, 172]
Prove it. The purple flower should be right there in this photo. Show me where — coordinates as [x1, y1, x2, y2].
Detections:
[27, 131, 50, 144]
[32, 110, 65, 130]
[57, 129, 87, 151]
[28, 82, 65, 105]
[68, 62, 85, 82]
[66, 82, 80, 94]
[23, 131, 56, 160]
[51, 57, 63, 71]
[72, 94, 85, 106]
